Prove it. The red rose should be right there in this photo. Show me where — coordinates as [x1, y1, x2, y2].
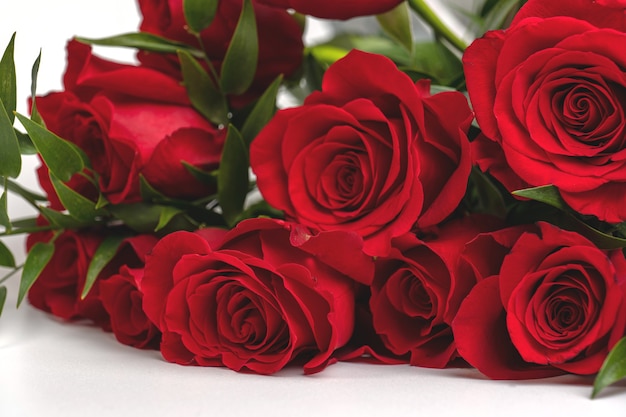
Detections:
[141, 218, 373, 374]
[251, 50, 472, 256]
[36, 40, 224, 205]
[137, 0, 303, 105]
[27, 228, 109, 327]
[452, 222, 626, 379]
[99, 235, 161, 349]
[369, 216, 500, 368]
[256, 0, 403, 20]
[465, 0, 626, 222]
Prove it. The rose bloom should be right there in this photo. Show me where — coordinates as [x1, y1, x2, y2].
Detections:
[465, 0, 626, 222]
[137, 0, 303, 105]
[141, 218, 373, 374]
[99, 235, 161, 349]
[256, 0, 403, 20]
[369, 216, 500, 368]
[251, 50, 472, 256]
[36, 40, 224, 206]
[452, 222, 626, 379]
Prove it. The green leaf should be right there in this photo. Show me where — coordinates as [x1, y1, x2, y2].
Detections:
[10, 216, 39, 229]
[512, 185, 569, 212]
[241, 75, 282, 146]
[16, 113, 86, 182]
[0, 33, 17, 124]
[108, 203, 196, 233]
[0, 99, 22, 178]
[220, 0, 258, 95]
[75, 33, 204, 58]
[184, 0, 219, 33]
[592, 337, 626, 398]
[0, 187, 10, 230]
[376, 3, 413, 52]
[15, 129, 37, 154]
[0, 286, 6, 317]
[6, 178, 47, 204]
[177, 50, 229, 126]
[218, 125, 249, 226]
[81, 234, 126, 299]
[49, 173, 103, 222]
[155, 206, 184, 232]
[139, 174, 169, 202]
[465, 168, 506, 218]
[17, 241, 54, 307]
[30, 51, 42, 125]
[0, 240, 16, 267]
[182, 162, 218, 187]
[408, 41, 463, 86]
[39, 206, 92, 229]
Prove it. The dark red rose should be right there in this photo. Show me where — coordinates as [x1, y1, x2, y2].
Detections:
[99, 235, 161, 349]
[453, 222, 626, 379]
[465, 0, 626, 222]
[251, 50, 472, 256]
[36, 40, 224, 205]
[256, 0, 403, 20]
[27, 228, 109, 327]
[369, 216, 500, 368]
[137, 0, 303, 105]
[141, 218, 373, 374]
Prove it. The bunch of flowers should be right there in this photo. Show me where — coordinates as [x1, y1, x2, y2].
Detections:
[1, 0, 625, 397]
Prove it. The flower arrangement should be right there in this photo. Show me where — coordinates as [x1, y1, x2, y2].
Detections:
[1, 0, 625, 399]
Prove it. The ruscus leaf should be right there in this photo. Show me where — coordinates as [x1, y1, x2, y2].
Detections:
[0, 187, 11, 230]
[0, 99, 22, 178]
[81, 234, 126, 299]
[30, 51, 42, 124]
[241, 75, 282, 146]
[218, 125, 249, 226]
[220, 0, 258, 95]
[0, 240, 16, 268]
[17, 241, 54, 307]
[49, 172, 103, 222]
[177, 50, 229, 126]
[183, 0, 218, 33]
[76, 33, 204, 58]
[376, 3, 413, 52]
[592, 337, 626, 398]
[512, 185, 568, 212]
[0, 33, 17, 124]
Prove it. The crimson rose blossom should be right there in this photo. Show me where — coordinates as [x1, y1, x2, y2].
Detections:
[251, 50, 472, 256]
[465, 0, 626, 222]
[369, 216, 500, 368]
[137, 0, 303, 104]
[141, 218, 373, 374]
[37, 40, 224, 205]
[256, 0, 403, 20]
[99, 235, 161, 349]
[453, 222, 626, 379]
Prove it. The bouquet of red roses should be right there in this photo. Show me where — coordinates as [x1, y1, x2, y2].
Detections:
[0, 0, 625, 397]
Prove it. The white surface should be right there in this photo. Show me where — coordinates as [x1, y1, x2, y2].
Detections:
[0, 1, 624, 416]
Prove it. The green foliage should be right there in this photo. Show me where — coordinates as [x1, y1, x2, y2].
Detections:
[0, 286, 6, 316]
[593, 337, 626, 398]
[81, 234, 127, 299]
[218, 125, 249, 226]
[240, 75, 282, 146]
[220, 0, 258, 95]
[0, 33, 17, 125]
[76, 33, 204, 58]
[183, 0, 219, 33]
[17, 241, 54, 307]
[178, 50, 229, 126]
[376, 3, 413, 52]
[0, 240, 16, 268]
[0, 99, 21, 178]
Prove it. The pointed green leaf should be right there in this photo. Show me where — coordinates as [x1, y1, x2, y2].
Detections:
[241, 75, 282, 146]
[0, 187, 10, 230]
[184, 0, 219, 33]
[220, 0, 258, 95]
[139, 174, 169, 202]
[408, 41, 463, 86]
[17, 241, 54, 307]
[592, 337, 626, 398]
[16, 113, 86, 182]
[0, 99, 21, 178]
[109, 203, 196, 233]
[39, 206, 92, 229]
[0, 33, 16, 124]
[182, 162, 218, 187]
[0, 285, 6, 317]
[0, 240, 15, 268]
[15, 129, 37, 154]
[30, 51, 42, 125]
[178, 50, 229, 126]
[218, 125, 249, 226]
[6, 178, 47, 204]
[81, 234, 127, 299]
[155, 206, 184, 232]
[10, 217, 39, 229]
[376, 2, 413, 52]
[513, 185, 569, 212]
[75, 33, 204, 58]
[49, 173, 102, 222]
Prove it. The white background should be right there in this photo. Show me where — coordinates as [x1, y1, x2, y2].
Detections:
[0, 1, 624, 416]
